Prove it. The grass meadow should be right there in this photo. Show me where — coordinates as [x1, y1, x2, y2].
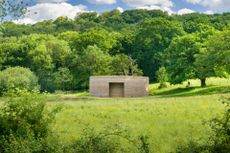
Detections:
[0, 78, 229, 152]
[46, 77, 230, 152]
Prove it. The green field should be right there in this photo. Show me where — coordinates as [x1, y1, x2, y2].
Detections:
[46, 78, 230, 152]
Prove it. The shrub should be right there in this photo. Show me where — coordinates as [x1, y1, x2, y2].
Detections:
[0, 89, 63, 153]
[70, 124, 150, 153]
[176, 97, 230, 153]
[209, 97, 230, 152]
[156, 67, 168, 89]
[0, 67, 38, 95]
[73, 127, 120, 153]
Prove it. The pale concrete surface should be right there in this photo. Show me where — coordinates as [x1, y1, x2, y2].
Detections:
[90, 76, 149, 97]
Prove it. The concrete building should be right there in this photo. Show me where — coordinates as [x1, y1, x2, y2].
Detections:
[90, 76, 149, 97]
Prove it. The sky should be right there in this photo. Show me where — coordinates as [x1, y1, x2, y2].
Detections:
[15, 0, 230, 24]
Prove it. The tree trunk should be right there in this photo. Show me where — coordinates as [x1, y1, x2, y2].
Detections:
[201, 78, 206, 87]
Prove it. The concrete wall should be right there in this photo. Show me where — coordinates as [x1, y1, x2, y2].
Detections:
[90, 76, 149, 97]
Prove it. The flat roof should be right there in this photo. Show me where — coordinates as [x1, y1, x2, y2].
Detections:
[90, 76, 149, 79]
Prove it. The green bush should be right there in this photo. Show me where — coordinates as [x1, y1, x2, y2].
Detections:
[156, 67, 168, 89]
[176, 97, 230, 153]
[0, 89, 63, 153]
[70, 124, 150, 153]
[209, 97, 230, 152]
[0, 67, 38, 95]
[73, 127, 120, 153]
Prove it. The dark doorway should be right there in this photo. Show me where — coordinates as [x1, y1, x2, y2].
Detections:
[109, 83, 124, 97]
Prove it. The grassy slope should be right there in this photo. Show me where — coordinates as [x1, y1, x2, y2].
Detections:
[150, 77, 230, 96]
[50, 78, 230, 153]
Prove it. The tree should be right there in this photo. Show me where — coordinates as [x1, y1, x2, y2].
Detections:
[57, 31, 79, 51]
[74, 12, 99, 32]
[0, 22, 28, 37]
[174, 13, 212, 33]
[207, 30, 230, 75]
[54, 16, 75, 32]
[21, 34, 72, 92]
[164, 29, 229, 87]
[74, 28, 118, 53]
[121, 9, 169, 24]
[0, 37, 28, 69]
[164, 34, 203, 86]
[0, 0, 28, 21]
[28, 43, 54, 71]
[0, 0, 28, 38]
[132, 18, 184, 81]
[30, 20, 56, 34]
[156, 67, 168, 89]
[75, 12, 98, 22]
[0, 24, 4, 36]
[71, 45, 112, 89]
[111, 54, 142, 76]
[0, 8, 229, 91]
[54, 68, 73, 91]
[195, 30, 230, 84]
[98, 9, 124, 31]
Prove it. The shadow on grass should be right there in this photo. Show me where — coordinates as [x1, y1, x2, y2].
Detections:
[150, 86, 230, 97]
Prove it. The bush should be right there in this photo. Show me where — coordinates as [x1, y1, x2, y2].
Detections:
[0, 67, 38, 95]
[176, 97, 230, 153]
[209, 97, 230, 152]
[156, 67, 168, 89]
[70, 124, 150, 153]
[73, 127, 120, 153]
[0, 89, 63, 153]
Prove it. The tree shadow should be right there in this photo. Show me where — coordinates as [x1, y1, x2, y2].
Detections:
[151, 86, 230, 97]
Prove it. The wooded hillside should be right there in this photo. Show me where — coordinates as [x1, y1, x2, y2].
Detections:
[0, 9, 229, 92]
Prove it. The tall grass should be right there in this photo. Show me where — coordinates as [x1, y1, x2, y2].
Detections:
[48, 78, 230, 152]
[0, 77, 229, 152]
[51, 94, 228, 152]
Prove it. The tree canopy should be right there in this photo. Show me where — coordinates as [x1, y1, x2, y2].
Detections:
[0, 9, 229, 90]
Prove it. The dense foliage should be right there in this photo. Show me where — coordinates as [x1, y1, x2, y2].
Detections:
[0, 90, 63, 153]
[0, 89, 152, 153]
[0, 67, 38, 95]
[0, 6, 229, 152]
[0, 9, 230, 91]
